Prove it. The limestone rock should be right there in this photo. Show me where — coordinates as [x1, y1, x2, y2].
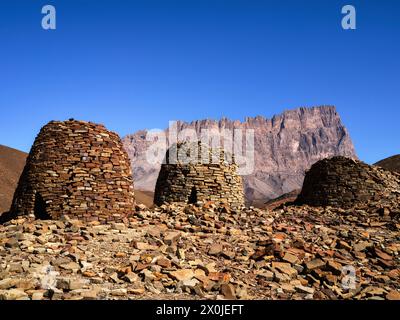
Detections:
[169, 269, 195, 282]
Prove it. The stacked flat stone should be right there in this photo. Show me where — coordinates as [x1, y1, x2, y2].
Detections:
[10, 120, 135, 223]
[154, 142, 245, 208]
[297, 156, 400, 208]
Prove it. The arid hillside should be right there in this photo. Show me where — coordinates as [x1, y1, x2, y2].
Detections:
[0, 145, 27, 214]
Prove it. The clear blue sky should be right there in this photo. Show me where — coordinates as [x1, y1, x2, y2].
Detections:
[0, 0, 399, 164]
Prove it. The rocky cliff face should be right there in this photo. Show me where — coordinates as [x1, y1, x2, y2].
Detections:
[0, 145, 27, 214]
[123, 106, 357, 205]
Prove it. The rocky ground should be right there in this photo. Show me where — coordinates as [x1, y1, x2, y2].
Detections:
[1, 201, 399, 301]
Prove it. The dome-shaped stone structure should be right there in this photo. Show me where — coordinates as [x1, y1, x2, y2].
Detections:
[296, 156, 400, 208]
[154, 142, 245, 208]
[10, 120, 135, 222]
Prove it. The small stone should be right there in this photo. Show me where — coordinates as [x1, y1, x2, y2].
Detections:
[114, 252, 126, 258]
[204, 263, 217, 274]
[257, 271, 274, 281]
[164, 232, 181, 245]
[177, 248, 186, 260]
[56, 278, 86, 291]
[9, 263, 24, 273]
[374, 248, 392, 261]
[129, 287, 145, 295]
[338, 240, 352, 251]
[365, 287, 387, 297]
[15, 279, 36, 291]
[109, 273, 123, 284]
[272, 262, 298, 279]
[280, 283, 296, 293]
[123, 272, 140, 284]
[194, 285, 205, 297]
[283, 252, 300, 265]
[0, 278, 18, 290]
[131, 241, 158, 251]
[5, 238, 19, 248]
[387, 269, 400, 280]
[142, 269, 156, 282]
[112, 223, 127, 231]
[22, 260, 30, 271]
[81, 289, 99, 300]
[222, 250, 236, 260]
[59, 262, 80, 272]
[353, 241, 370, 252]
[236, 287, 250, 299]
[182, 278, 200, 289]
[274, 272, 291, 283]
[110, 289, 127, 297]
[82, 271, 97, 278]
[51, 257, 72, 267]
[208, 272, 231, 283]
[0, 289, 29, 300]
[31, 291, 45, 300]
[169, 269, 194, 282]
[378, 207, 390, 217]
[326, 260, 343, 275]
[157, 257, 172, 269]
[221, 284, 236, 300]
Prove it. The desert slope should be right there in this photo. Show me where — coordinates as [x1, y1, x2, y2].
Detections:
[0, 145, 27, 213]
[375, 154, 400, 173]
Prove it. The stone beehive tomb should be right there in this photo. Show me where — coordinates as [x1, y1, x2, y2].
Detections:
[297, 156, 400, 208]
[10, 120, 135, 222]
[154, 141, 245, 208]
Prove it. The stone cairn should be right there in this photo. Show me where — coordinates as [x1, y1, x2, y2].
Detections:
[296, 156, 400, 208]
[10, 120, 135, 223]
[154, 141, 245, 208]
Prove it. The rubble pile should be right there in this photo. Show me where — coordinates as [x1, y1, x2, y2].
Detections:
[1, 200, 399, 300]
[10, 120, 135, 223]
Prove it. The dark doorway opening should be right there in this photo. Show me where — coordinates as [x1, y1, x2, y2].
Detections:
[188, 187, 198, 204]
[34, 193, 51, 220]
